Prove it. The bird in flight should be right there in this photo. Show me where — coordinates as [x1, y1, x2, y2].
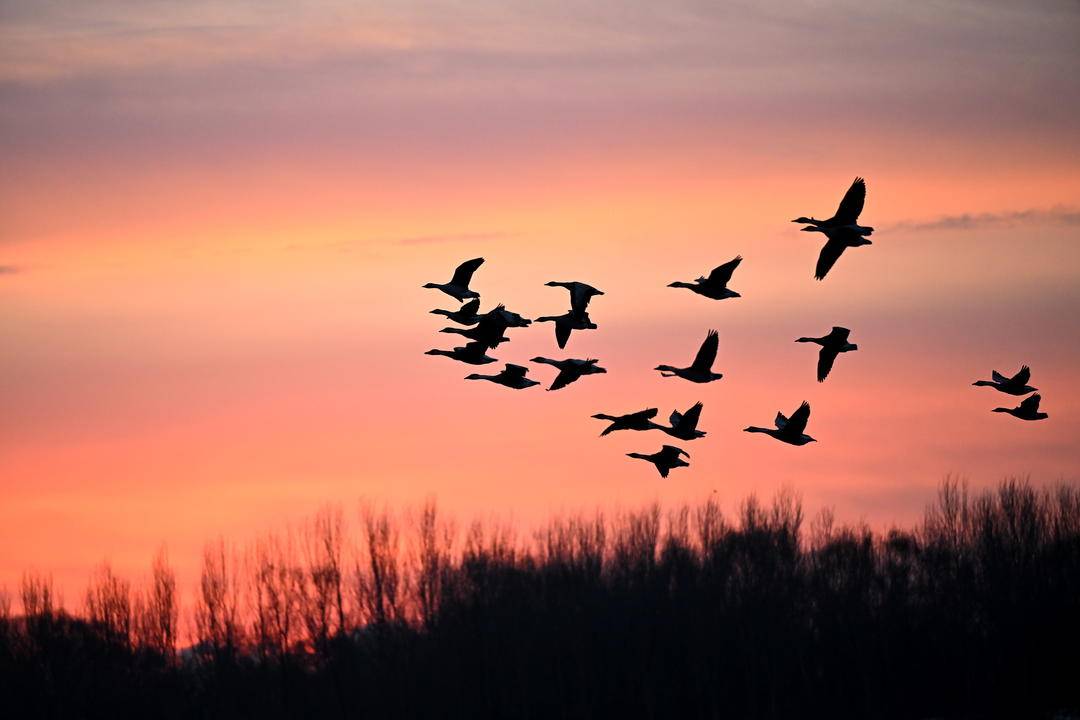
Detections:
[422, 257, 484, 302]
[793, 178, 874, 280]
[626, 445, 690, 478]
[530, 357, 607, 391]
[424, 341, 496, 365]
[744, 401, 817, 446]
[656, 330, 724, 383]
[440, 304, 525, 348]
[545, 281, 604, 315]
[992, 393, 1048, 421]
[536, 310, 597, 350]
[430, 298, 481, 326]
[973, 365, 1038, 396]
[656, 402, 707, 441]
[796, 326, 858, 382]
[668, 256, 743, 300]
[465, 363, 540, 390]
[592, 408, 662, 436]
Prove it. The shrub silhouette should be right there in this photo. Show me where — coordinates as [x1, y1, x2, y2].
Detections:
[1, 479, 1078, 719]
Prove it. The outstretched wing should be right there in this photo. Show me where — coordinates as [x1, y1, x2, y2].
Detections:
[462, 341, 490, 358]
[828, 326, 850, 342]
[659, 445, 690, 460]
[450, 257, 484, 288]
[833, 177, 866, 225]
[681, 402, 703, 430]
[502, 364, 528, 380]
[991, 370, 1008, 384]
[460, 298, 480, 315]
[817, 348, 839, 382]
[555, 316, 573, 349]
[1018, 393, 1041, 413]
[785, 401, 811, 436]
[775, 412, 789, 430]
[814, 238, 847, 280]
[691, 330, 719, 371]
[1011, 365, 1031, 386]
[669, 409, 683, 427]
[706, 256, 742, 287]
[569, 283, 601, 315]
[548, 369, 576, 391]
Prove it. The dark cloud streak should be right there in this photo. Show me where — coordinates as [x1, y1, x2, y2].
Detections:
[889, 206, 1080, 233]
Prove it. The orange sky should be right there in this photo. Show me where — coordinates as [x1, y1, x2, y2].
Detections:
[1, 0, 1079, 607]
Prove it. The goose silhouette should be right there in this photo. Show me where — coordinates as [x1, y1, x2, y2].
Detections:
[430, 298, 481, 326]
[423, 257, 484, 302]
[808, 226, 872, 280]
[627, 445, 690, 478]
[993, 393, 1048, 421]
[592, 408, 662, 436]
[796, 326, 858, 381]
[536, 309, 597, 349]
[744, 401, 817, 446]
[465, 363, 540, 389]
[656, 330, 723, 383]
[657, 402, 707, 441]
[530, 357, 607, 391]
[793, 177, 875, 235]
[424, 341, 496, 365]
[668, 256, 743, 300]
[973, 365, 1038, 395]
[545, 281, 604, 315]
[440, 304, 520, 348]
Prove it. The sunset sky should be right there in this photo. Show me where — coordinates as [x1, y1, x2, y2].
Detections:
[2, 0, 1079, 602]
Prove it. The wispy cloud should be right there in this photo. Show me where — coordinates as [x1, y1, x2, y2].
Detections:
[889, 206, 1080, 233]
[394, 231, 515, 247]
[0, 264, 20, 275]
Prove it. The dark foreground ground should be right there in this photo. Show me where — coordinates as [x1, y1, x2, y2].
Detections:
[2, 479, 1078, 719]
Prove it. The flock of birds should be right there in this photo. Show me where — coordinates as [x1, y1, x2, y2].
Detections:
[424, 178, 1049, 478]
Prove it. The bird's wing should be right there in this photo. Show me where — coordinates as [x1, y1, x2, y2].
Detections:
[691, 330, 719, 371]
[463, 341, 489, 357]
[786, 402, 811, 435]
[829, 326, 850, 342]
[814, 238, 847, 280]
[991, 370, 1009, 383]
[833, 177, 866, 224]
[681, 402, 703, 429]
[659, 445, 689, 460]
[548, 369, 575, 391]
[555, 317, 572, 349]
[657, 464, 671, 478]
[569, 284, 598, 314]
[669, 410, 683, 427]
[775, 412, 789, 429]
[817, 348, 839, 382]
[502, 364, 528, 379]
[460, 298, 480, 315]
[450, 257, 484, 287]
[1019, 393, 1041, 413]
[1012, 365, 1031, 386]
[628, 408, 660, 422]
[706, 256, 742, 286]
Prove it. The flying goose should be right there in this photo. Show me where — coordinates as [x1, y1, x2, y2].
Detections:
[809, 225, 872, 280]
[993, 393, 1048, 421]
[973, 365, 1037, 396]
[668, 256, 743, 300]
[627, 445, 690, 478]
[657, 402, 707, 441]
[440, 304, 519, 348]
[545, 281, 605, 315]
[424, 341, 496, 365]
[430, 298, 481, 326]
[744, 401, 817, 446]
[796, 326, 858, 382]
[792, 177, 875, 236]
[422, 257, 484, 302]
[530, 357, 607, 391]
[656, 330, 723, 383]
[592, 408, 662, 436]
[465, 363, 540, 390]
[536, 309, 597, 349]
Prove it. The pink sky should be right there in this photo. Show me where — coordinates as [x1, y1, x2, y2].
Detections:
[1, 0, 1079, 605]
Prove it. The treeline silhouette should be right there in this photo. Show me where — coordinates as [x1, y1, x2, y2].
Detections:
[2, 479, 1078, 719]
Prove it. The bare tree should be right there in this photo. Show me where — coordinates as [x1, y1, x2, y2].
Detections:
[194, 539, 241, 662]
[85, 563, 132, 647]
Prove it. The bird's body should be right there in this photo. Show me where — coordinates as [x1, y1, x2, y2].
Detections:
[530, 357, 607, 391]
[425, 341, 496, 365]
[423, 257, 484, 302]
[536, 310, 597, 349]
[658, 402, 707, 441]
[465, 363, 540, 389]
[656, 330, 723, 383]
[796, 326, 858, 382]
[993, 393, 1048, 421]
[592, 408, 662, 436]
[440, 304, 524, 348]
[744, 401, 817, 446]
[973, 365, 1037, 395]
[669, 256, 743, 300]
[430, 298, 481, 326]
[626, 445, 690, 478]
[793, 178, 874, 280]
